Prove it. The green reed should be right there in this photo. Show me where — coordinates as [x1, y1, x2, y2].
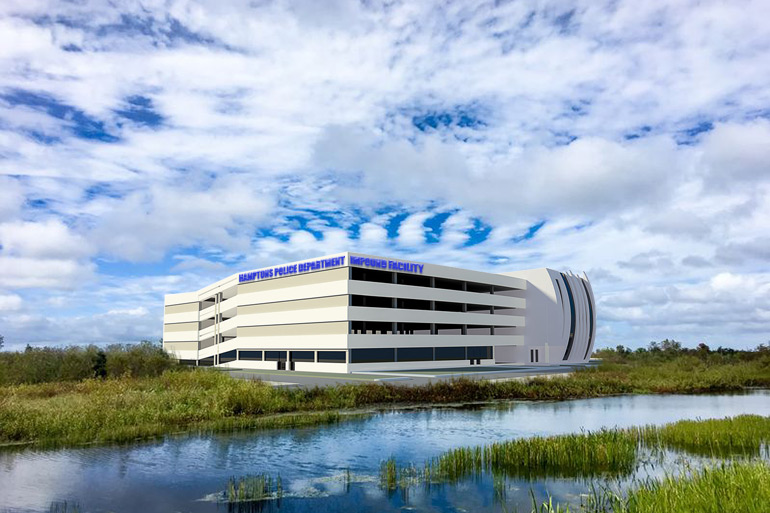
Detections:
[226, 473, 283, 502]
[380, 458, 398, 490]
[586, 461, 770, 513]
[634, 414, 770, 457]
[381, 429, 639, 488]
[48, 502, 80, 513]
[380, 415, 770, 488]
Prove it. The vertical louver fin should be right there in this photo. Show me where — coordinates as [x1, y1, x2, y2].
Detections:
[560, 273, 576, 361]
[582, 280, 594, 360]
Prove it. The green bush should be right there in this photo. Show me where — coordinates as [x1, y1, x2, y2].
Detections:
[0, 342, 176, 385]
[104, 342, 176, 378]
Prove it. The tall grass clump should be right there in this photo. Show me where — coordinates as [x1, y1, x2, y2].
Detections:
[590, 461, 770, 513]
[636, 414, 770, 457]
[480, 430, 638, 478]
[529, 492, 573, 513]
[48, 501, 80, 513]
[381, 430, 639, 488]
[380, 458, 398, 490]
[226, 474, 283, 502]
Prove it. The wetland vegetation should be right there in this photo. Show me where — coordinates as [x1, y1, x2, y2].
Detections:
[517, 461, 770, 513]
[381, 430, 639, 487]
[2, 389, 768, 513]
[226, 474, 283, 502]
[593, 460, 770, 513]
[221, 415, 770, 512]
[379, 414, 770, 487]
[377, 414, 770, 512]
[0, 341, 768, 449]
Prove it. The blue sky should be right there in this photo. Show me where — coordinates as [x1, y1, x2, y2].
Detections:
[0, 0, 769, 350]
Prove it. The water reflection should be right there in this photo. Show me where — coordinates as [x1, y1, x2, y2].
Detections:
[0, 391, 768, 512]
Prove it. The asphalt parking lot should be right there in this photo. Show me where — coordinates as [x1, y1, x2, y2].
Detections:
[222, 363, 596, 388]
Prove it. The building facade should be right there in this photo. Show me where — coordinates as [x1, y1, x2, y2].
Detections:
[162, 252, 596, 372]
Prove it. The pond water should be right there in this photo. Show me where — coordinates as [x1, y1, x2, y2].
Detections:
[1, 391, 768, 512]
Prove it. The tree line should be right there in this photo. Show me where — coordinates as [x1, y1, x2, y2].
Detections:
[0, 339, 176, 385]
[595, 339, 770, 363]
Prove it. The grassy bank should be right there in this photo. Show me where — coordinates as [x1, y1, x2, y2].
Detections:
[379, 415, 770, 485]
[0, 371, 347, 447]
[0, 347, 768, 448]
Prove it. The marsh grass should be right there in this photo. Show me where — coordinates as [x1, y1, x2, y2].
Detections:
[587, 461, 770, 513]
[381, 429, 639, 489]
[1, 352, 769, 449]
[48, 502, 80, 513]
[226, 474, 283, 502]
[380, 458, 398, 490]
[634, 414, 770, 457]
[379, 415, 770, 489]
[0, 370, 346, 448]
[530, 493, 573, 513]
[481, 430, 638, 478]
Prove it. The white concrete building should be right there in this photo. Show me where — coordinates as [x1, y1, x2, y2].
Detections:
[163, 252, 596, 372]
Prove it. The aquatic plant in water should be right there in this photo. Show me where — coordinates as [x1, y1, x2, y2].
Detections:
[583, 461, 770, 513]
[634, 414, 770, 457]
[48, 502, 80, 513]
[381, 428, 639, 487]
[225, 474, 283, 502]
[380, 415, 770, 490]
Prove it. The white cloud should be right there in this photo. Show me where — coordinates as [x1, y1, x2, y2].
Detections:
[0, 293, 22, 310]
[0, 219, 92, 258]
[105, 306, 149, 317]
[314, 128, 685, 220]
[0, 16, 54, 59]
[0, 176, 24, 222]
[88, 177, 275, 262]
[0, 0, 768, 349]
[699, 119, 770, 189]
[359, 222, 388, 244]
[0, 256, 94, 288]
[397, 212, 432, 248]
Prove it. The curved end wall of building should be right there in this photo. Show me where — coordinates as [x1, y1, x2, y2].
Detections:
[500, 268, 596, 364]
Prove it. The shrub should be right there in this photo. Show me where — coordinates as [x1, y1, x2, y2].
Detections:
[0, 342, 176, 385]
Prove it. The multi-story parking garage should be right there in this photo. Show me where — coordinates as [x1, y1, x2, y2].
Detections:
[162, 252, 596, 372]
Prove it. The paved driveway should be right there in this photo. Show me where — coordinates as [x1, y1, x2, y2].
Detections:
[221, 363, 595, 388]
